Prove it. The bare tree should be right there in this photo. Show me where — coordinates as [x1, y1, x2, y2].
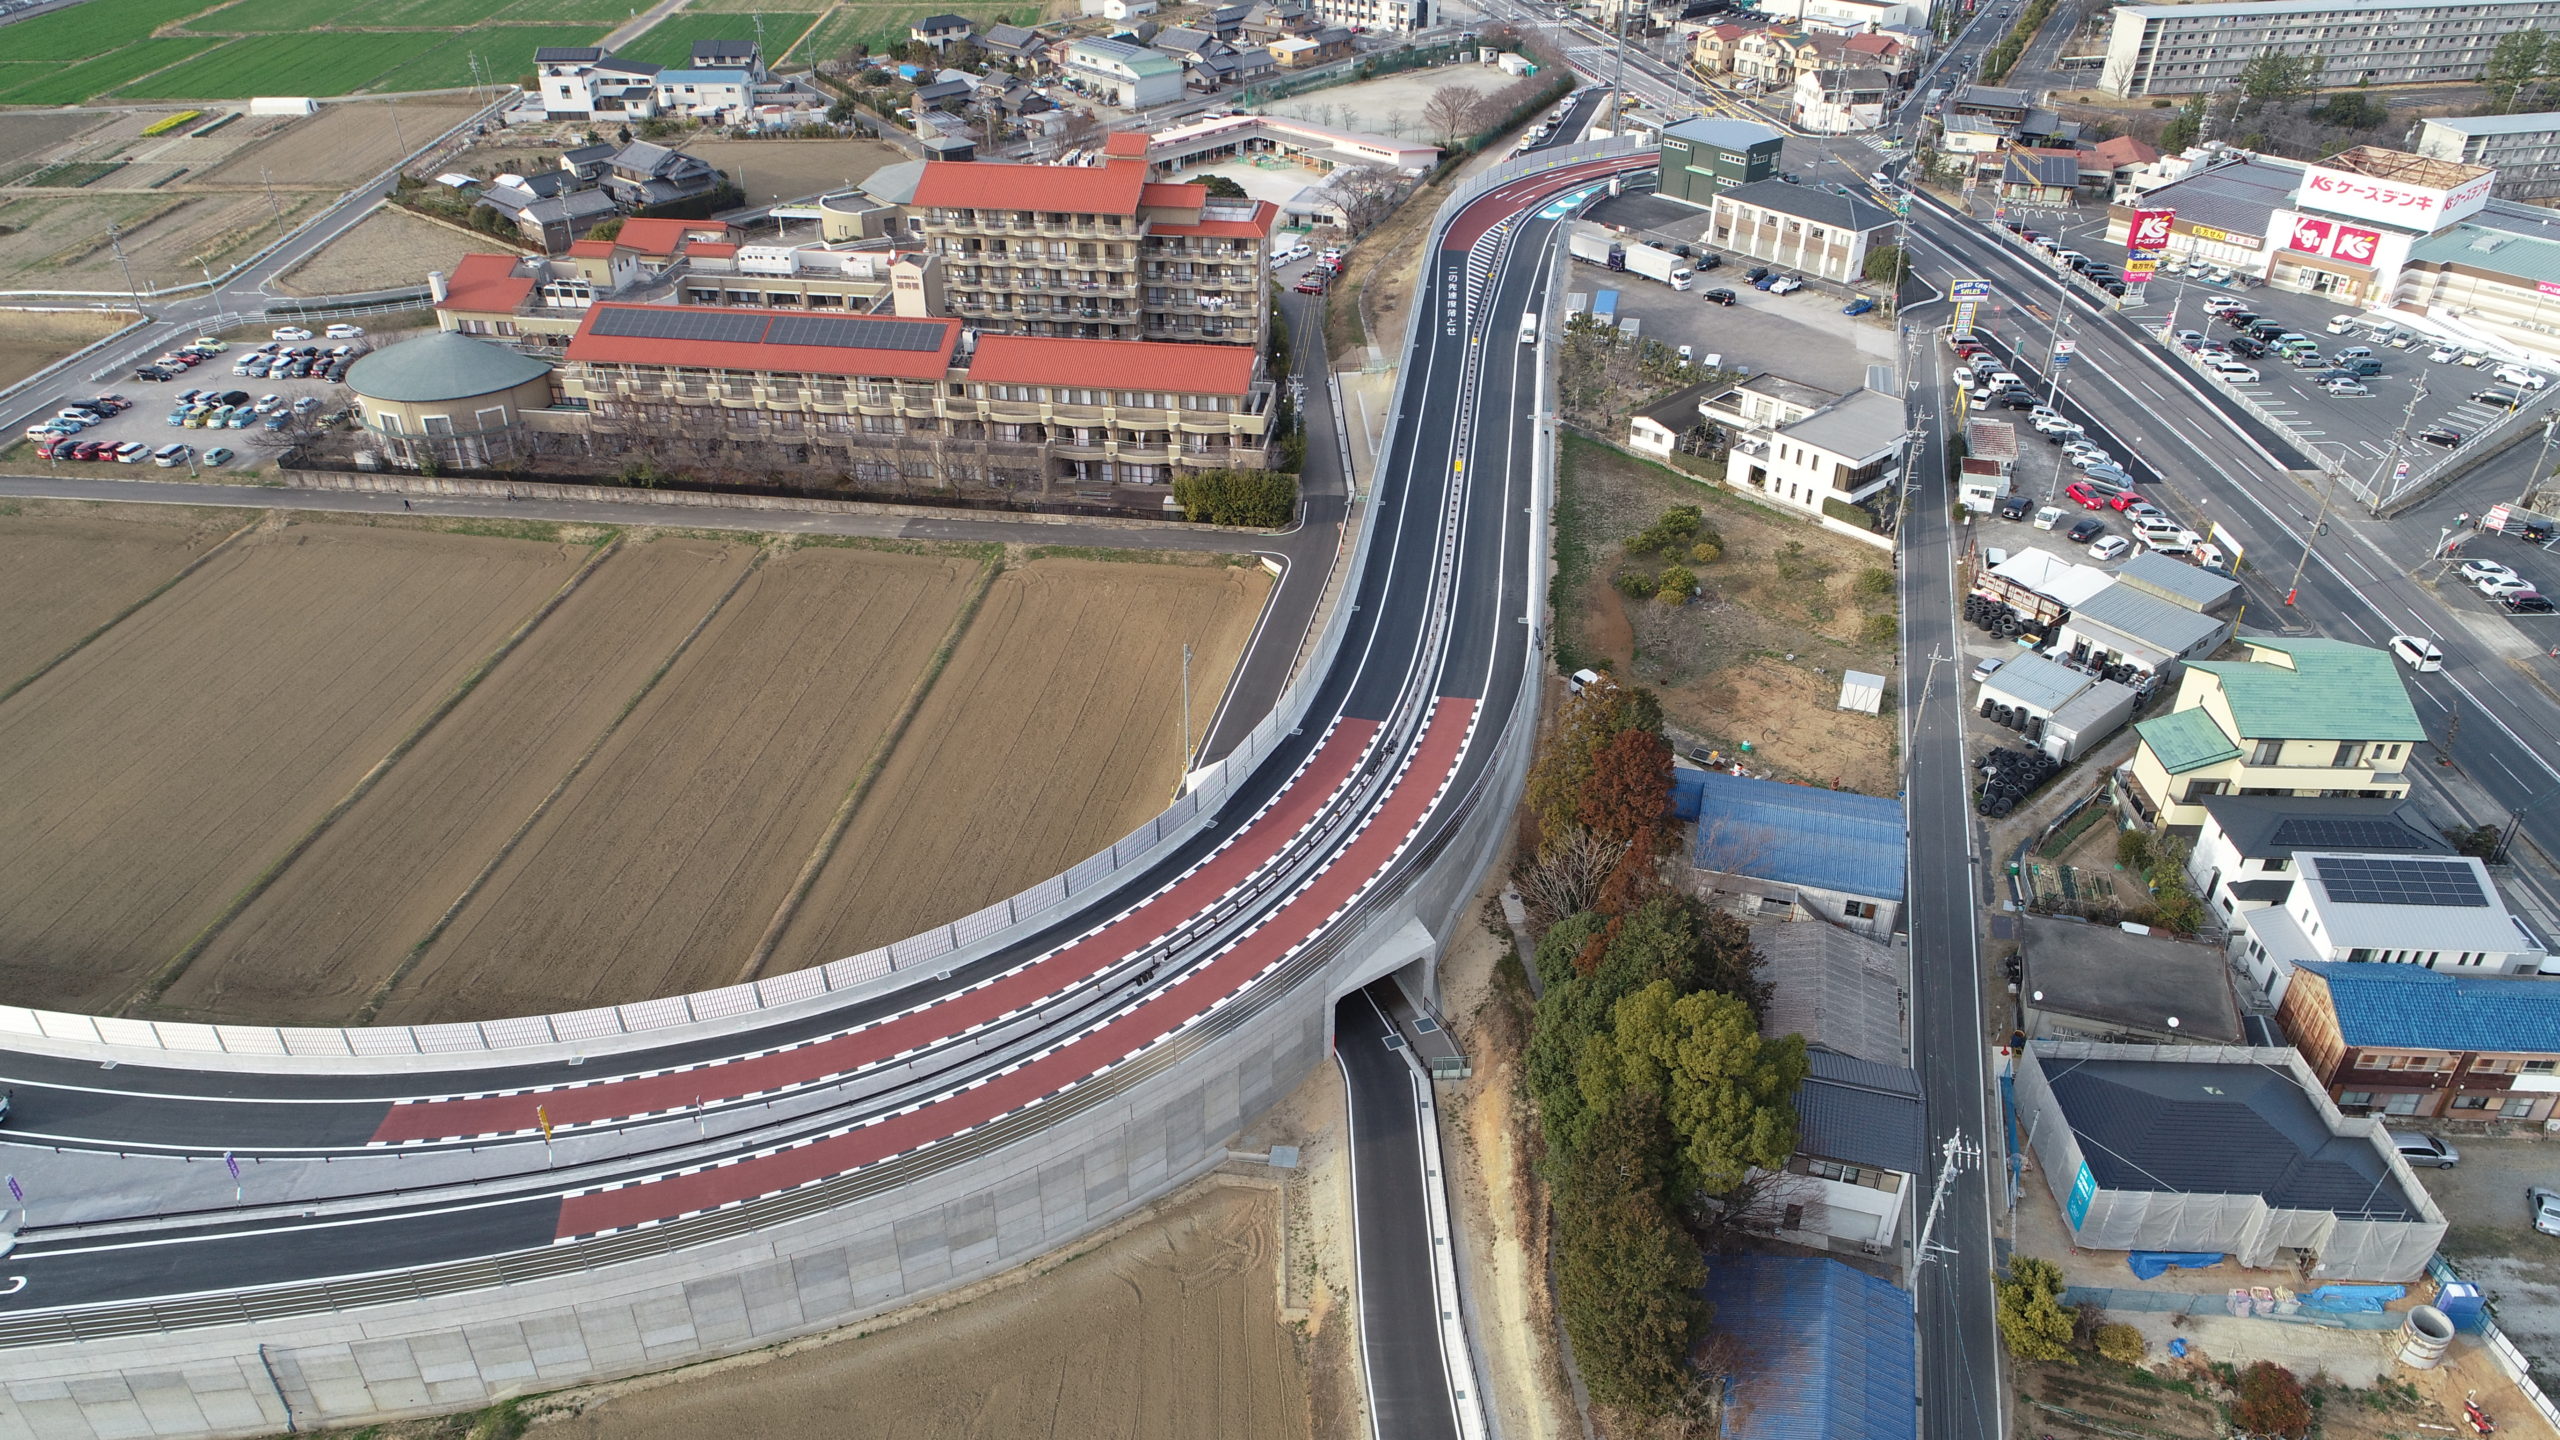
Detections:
[1515, 828, 1634, 929]
[1421, 84, 1482, 149]
[1325, 162, 1407, 235]
[1697, 1164, 1832, 1248]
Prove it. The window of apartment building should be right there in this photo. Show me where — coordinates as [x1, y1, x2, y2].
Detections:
[2384, 1094, 2424, 1115]
[994, 422, 1033, 443]
[2527, 1060, 2559, 1073]
[2250, 739, 2284, 765]
[2339, 1090, 2375, 1107]
[2331, 741, 2365, 768]
[2508, 1099, 2538, 1118]
[2452, 1095, 2490, 1110]
[862, 414, 902, 434]
[900, 457, 935, 480]
[854, 460, 898, 486]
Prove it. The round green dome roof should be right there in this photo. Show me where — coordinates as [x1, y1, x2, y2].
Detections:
[346, 330, 554, 405]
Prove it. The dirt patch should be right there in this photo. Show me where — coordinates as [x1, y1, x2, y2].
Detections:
[0, 188, 326, 291]
[374, 543, 985, 1021]
[530, 1182, 1312, 1440]
[271, 203, 495, 296]
[670, 135, 906, 204]
[0, 500, 243, 690]
[773, 553, 1272, 970]
[156, 535, 755, 1025]
[190, 99, 481, 190]
[0, 307, 139, 392]
[1556, 436, 1900, 794]
[0, 514, 587, 1014]
[0, 110, 113, 174]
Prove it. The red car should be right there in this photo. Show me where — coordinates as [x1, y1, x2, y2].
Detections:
[2108, 491, 2149, 511]
[2065, 481, 2108, 509]
[1293, 276, 1326, 294]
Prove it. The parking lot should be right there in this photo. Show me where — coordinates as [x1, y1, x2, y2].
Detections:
[20, 328, 365, 476]
[2406, 1133, 2560, 1377]
[1563, 249, 1896, 395]
[1991, 217, 2547, 471]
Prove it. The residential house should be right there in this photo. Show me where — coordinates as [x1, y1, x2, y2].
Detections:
[2282, 962, 2560, 1122]
[1784, 1049, 1924, 1258]
[1841, 29, 1916, 82]
[1206, 1, 1255, 36]
[1185, 43, 1276, 88]
[979, 23, 1052, 67]
[2089, 134, 2161, 196]
[1945, 83, 2028, 128]
[477, 176, 622, 251]
[1684, 768, 1905, 939]
[2236, 851, 2545, 1002]
[597, 140, 726, 209]
[1626, 377, 1727, 458]
[559, 142, 617, 180]
[690, 39, 764, 78]
[1268, 25, 1353, 67]
[2186, 794, 2454, 924]
[1237, 0, 1319, 37]
[1794, 66, 1892, 133]
[1152, 25, 1225, 63]
[1733, 27, 1807, 86]
[2126, 637, 2425, 833]
[2019, 914, 2244, 1044]
[654, 69, 754, 121]
[1063, 36, 1186, 105]
[2001, 144, 2084, 205]
[1708, 177, 1898, 283]
[1689, 22, 1753, 75]
[911, 75, 975, 112]
[1702, 371, 1840, 431]
[910, 13, 975, 49]
[534, 47, 661, 119]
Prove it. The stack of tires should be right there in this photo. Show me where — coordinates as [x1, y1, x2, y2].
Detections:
[1975, 745, 2061, 818]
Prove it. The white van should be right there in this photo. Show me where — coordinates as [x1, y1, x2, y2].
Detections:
[152, 442, 191, 467]
[2496, 364, 2549, 391]
[2389, 634, 2445, 672]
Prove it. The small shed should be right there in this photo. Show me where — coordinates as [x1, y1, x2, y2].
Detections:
[1838, 670, 1885, 715]
[1980, 651, 2137, 762]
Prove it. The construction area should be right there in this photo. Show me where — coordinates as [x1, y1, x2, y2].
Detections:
[0, 500, 1268, 1027]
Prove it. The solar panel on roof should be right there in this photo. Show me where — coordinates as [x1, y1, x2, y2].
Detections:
[589, 307, 770, 344]
[2314, 855, 2487, 908]
[2271, 817, 2422, 851]
[765, 314, 946, 352]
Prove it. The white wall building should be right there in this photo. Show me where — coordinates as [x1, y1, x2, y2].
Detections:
[2232, 851, 2546, 1003]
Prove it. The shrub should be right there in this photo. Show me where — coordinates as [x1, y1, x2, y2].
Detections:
[1172, 469, 1297, 526]
[2095, 1323, 2145, 1365]
[2116, 829, 2153, 871]
[1690, 539, 1722, 564]
[1995, 1257, 2075, 1362]
[1853, 566, 1892, 600]
[585, 217, 625, 242]
[1631, 505, 1705, 556]
[1655, 564, 1696, 603]
[1614, 568, 1655, 599]
[2233, 1362, 2312, 1438]
[1860, 613, 1896, 646]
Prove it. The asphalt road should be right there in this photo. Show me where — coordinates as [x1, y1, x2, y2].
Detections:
[1338, 985, 1462, 1440]
[0, 154, 1621, 1348]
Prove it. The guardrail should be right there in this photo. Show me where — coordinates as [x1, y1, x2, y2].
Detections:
[0, 136, 1651, 1074]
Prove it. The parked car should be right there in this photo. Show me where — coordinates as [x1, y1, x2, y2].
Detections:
[1972, 656, 2005, 682]
[1996, 494, 2033, 520]
[2393, 1132, 2460, 1168]
[324, 323, 364, 339]
[2472, 386, 2523, 408]
[2066, 517, 2104, 543]
[2210, 362, 2260, 384]
[113, 441, 148, 462]
[202, 446, 235, 466]
[152, 443, 191, 467]
[2460, 559, 2520, 585]
[2477, 573, 2536, 599]
[2531, 1187, 2560, 1237]
[2503, 592, 2556, 614]
[1842, 297, 1874, 316]
[2323, 379, 2372, 397]
[2419, 424, 2466, 448]
[2087, 535, 2131, 560]
[271, 327, 312, 342]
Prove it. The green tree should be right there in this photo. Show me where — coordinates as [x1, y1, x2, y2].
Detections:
[1654, 563, 1696, 603]
[585, 216, 625, 242]
[1198, 173, 1249, 199]
[1631, 504, 1706, 556]
[1550, 1088, 1707, 1415]
[2309, 91, 2388, 128]
[2237, 49, 2316, 111]
[1996, 1257, 2076, 1362]
[2485, 28, 2550, 112]
[2159, 92, 2208, 149]
[1172, 469, 1298, 526]
[1584, 981, 1804, 1195]
[1862, 243, 1909, 286]
[2095, 1322, 2145, 1365]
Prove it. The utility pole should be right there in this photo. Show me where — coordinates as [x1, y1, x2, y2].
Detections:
[106, 224, 142, 313]
[2515, 412, 2560, 510]
[2372, 375, 2429, 516]
[1180, 642, 1193, 771]
[1912, 1129, 1983, 1299]
[259, 166, 286, 230]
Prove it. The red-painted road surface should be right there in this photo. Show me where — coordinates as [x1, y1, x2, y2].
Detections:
[1440, 155, 1651, 253]
[555, 697, 1474, 1239]
[371, 721, 1379, 1144]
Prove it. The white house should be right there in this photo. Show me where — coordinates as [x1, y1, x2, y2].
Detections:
[535, 47, 663, 120]
[1063, 36, 1185, 106]
[654, 69, 754, 120]
[1793, 66, 1893, 135]
[2233, 849, 2547, 1003]
[1725, 387, 1905, 523]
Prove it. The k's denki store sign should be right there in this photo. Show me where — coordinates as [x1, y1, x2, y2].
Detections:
[2277, 211, 2412, 274]
[2298, 162, 2493, 233]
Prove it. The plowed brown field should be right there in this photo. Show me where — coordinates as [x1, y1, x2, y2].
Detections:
[0, 517, 584, 1013]
[160, 536, 758, 1024]
[374, 544, 984, 1022]
[774, 555, 1270, 970]
[0, 501, 244, 691]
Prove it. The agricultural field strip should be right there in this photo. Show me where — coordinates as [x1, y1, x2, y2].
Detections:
[550, 701, 1473, 1237]
[368, 715, 1377, 1140]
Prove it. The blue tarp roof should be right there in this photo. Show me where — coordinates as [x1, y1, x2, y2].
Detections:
[1703, 1255, 1917, 1440]
[1689, 771, 1906, 901]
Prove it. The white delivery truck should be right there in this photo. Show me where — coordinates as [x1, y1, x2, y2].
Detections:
[1568, 222, 1616, 268]
[1622, 243, 1694, 291]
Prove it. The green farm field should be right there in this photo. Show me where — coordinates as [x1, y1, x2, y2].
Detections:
[121, 33, 455, 99]
[190, 0, 519, 30]
[0, 0, 210, 61]
[618, 11, 823, 67]
[368, 26, 623, 91]
[0, 39, 223, 107]
[493, 0, 645, 19]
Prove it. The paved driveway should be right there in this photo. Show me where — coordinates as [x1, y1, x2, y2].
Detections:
[2416, 1134, 2560, 1373]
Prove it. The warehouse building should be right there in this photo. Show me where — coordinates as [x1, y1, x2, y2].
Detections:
[2019, 914, 2244, 1044]
[2099, 0, 2560, 98]
[1977, 651, 2140, 762]
[1689, 771, 1905, 940]
[1707, 179, 1899, 284]
[1701, 1256, 1917, 1440]
[2016, 1041, 2446, 1281]
[1656, 116, 1785, 210]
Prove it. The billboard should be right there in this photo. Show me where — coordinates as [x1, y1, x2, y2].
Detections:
[2281, 212, 2395, 270]
[2128, 208, 2174, 255]
[2298, 161, 2493, 232]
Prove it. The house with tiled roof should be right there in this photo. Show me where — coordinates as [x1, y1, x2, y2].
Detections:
[1689, 21, 1757, 74]
[910, 13, 975, 48]
[2128, 638, 2425, 835]
[979, 22, 1052, 66]
[2089, 134, 2159, 194]
[2281, 962, 2560, 1120]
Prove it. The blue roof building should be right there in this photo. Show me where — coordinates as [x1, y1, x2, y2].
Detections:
[1703, 1255, 1917, 1440]
[2296, 961, 2560, 1055]
[1688, 771, 1905, 941]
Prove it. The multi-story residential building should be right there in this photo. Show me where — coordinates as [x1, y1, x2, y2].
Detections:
[2236, 851, 2545, 1001]
[654, 69, 754, 120]
[1063, 37, 1186, 106]
[2417, 112, 2560, 201]
[1719, 388, 1906, 525]
[1733, 28, 1809, 86]
[910, 13, 975, 49]
[1306, 0, 1430, 34]
[2281, 962, 2560, 1120]
[689, 38, 764, 78]
[2099, 0, 2560, 98]
[1794, 66, 1893, 134]
[1690, 22, 1753, 76]
[2126, 638, 2425, 833]
[1707, 178, 1898, 283]
[557, 305, 1274, 490]
[2185, 794, 2454, 924]
[534, 47, 662, 119]
[914, 135, 1274, 346]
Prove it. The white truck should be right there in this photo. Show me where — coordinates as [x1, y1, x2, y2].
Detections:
[1622, 243, 1694, 291]
[1568, 223, 1616, 267]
